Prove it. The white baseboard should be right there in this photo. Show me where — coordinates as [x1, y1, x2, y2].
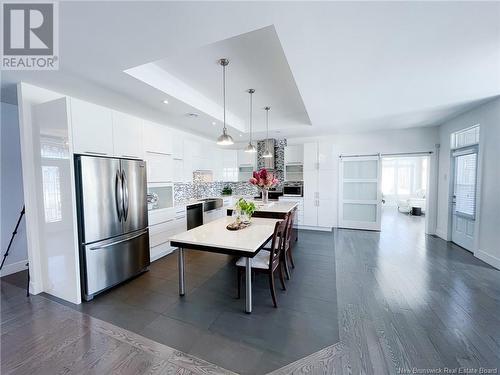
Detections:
[297, 225, 332, 232]
[0, 259, 28, 277]
[434, 228, 448, 241]
[475, 249, 500, 270]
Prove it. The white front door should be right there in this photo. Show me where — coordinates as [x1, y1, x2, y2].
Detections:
[451, 147, 478, 251]
[339, 156, 382, 231]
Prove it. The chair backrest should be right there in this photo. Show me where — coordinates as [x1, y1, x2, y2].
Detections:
[268, 215, 289, 271]
[284, 208, 296, 250]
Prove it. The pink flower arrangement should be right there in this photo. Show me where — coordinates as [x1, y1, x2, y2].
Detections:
[249, 168, 279, 189]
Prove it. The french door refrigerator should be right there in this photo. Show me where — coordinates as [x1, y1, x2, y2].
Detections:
[75, 155, 150, 301]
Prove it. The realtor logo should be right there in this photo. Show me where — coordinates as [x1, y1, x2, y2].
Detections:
[1, 1, 59, 69]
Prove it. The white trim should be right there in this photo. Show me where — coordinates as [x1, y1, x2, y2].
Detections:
[297, 225, 332, 232]
[475, 249, 500, 270]
[0, 259, 28, 277]
[435, 228, 448, 241]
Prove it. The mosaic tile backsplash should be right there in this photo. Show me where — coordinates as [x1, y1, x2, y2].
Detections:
[174, 138, 287, 203]
[174, 181, 258, 203]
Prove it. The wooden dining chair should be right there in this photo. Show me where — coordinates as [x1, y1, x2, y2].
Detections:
[236, 217, 288, 308]
[282, 208, 296, 280]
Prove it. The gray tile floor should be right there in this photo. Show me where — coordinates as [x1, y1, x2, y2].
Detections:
[53, 229, 339, 375]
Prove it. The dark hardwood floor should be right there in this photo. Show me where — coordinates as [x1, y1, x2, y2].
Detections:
[2, 207, 499, 374]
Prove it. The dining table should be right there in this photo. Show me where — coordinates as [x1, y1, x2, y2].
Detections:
[169, 216, 281, 313]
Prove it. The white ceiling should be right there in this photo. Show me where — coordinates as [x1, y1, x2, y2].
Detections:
[2, 1, 499, 140]
[126, 26, 311, 134]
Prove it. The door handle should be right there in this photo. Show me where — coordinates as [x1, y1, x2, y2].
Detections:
[115, 170, 123, 221]
[122, 170, 129, 221]
[90, 230, 148, 250]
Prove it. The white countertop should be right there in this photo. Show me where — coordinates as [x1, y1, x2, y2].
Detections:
[229, 200, 298, 214]
[169, 216, 280, 253]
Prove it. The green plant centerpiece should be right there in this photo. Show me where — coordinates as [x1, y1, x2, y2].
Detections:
[234, 198, 256, 224]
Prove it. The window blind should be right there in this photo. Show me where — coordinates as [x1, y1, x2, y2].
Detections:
[454, 152, 477, 218]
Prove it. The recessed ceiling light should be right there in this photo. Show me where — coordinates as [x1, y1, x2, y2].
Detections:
[212, 122, 216, 125]
[162, 99, 169, 104]
[239, 134, 243, 137]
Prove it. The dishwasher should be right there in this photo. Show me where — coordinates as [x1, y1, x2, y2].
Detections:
[186, 203, 203, 230]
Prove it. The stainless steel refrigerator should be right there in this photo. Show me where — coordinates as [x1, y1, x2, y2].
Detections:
[75, 155, 150, 301]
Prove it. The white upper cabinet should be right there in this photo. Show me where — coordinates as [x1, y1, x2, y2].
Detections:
[284, 145, 304, 164]
[70, 98, 114, 156]
[173, 159, 184, 182]
[145, 152, 173, 183]
[237, 149, 256, 167]
[112, 111, 143, 159]
[172, 132, 184, 160]
[143, 120, 172, 155]
[223, 150, 238, 182]
[303, 142, 318, 171]
[318, 141, 334, 170]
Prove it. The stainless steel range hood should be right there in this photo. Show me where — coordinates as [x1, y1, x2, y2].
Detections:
[260, 139, 275, 170]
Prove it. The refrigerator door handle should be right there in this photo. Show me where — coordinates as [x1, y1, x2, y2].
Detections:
[122, 169, 129, 221]
[115, 170, 123, 222]
[89, 230, 148, 250]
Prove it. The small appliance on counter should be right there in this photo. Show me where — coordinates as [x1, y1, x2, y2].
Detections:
[74, 155, 150, 301]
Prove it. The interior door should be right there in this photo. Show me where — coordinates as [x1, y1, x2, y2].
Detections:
[77, 155, 123, 243]
[339, 156, 382, 231]
[120, 159, 148, 234]
[451, 147, 477, 251]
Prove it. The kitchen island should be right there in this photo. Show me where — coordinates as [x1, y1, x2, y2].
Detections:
[226, 200, 299, 220]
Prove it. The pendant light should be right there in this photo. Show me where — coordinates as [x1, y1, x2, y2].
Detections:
[262, 106, 273, 158]
[216, 58, 234, 145]
[244, 89, 257, 153]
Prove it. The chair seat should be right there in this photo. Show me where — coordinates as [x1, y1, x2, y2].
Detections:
[236, 250, 270, 269]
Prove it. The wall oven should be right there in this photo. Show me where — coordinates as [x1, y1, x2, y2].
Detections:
[283, 185, 303, 197]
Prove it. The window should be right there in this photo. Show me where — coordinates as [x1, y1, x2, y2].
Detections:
[381, 157, 428, 203]
[42, 166, 62, 223]
[451, 125, 480, 149]
[453, 150, 477, 219]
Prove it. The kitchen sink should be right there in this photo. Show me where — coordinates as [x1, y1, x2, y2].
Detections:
[198, 198, 223, 212]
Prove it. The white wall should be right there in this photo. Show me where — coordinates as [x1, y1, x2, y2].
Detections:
[436, 97, 500, 268]
[288, 126, 440, 231]
[0, 102, 28, 276]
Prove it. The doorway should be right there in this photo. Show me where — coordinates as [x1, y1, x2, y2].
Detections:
[448, 125, 480, 252]
[380, 155, 430, 235]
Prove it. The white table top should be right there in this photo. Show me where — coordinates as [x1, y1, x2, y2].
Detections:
[169, 216, 281, 254]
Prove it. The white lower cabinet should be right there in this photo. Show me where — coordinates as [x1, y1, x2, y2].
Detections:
[149, 206, 186, 261]
[278, 197, 304, 226]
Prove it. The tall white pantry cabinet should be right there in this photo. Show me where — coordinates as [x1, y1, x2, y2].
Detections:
[302, 141, 336, 229]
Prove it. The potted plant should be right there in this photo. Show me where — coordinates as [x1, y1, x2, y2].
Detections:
[222, 185, 232, 196]
[234, 198, 256, 223]
[249, 168, 278, 204]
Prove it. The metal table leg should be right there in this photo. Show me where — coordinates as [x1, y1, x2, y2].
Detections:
[245, 257, 252, 313]
[178, 248, 185, 296]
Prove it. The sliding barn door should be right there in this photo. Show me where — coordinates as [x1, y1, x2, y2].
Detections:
[339, 156, 382, 231]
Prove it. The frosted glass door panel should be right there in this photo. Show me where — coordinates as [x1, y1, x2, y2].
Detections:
[343, 160, 378, 179]
[343, 203, 377, 222]
[343, 182, 377, 200]
[339, 156, 381, 230]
